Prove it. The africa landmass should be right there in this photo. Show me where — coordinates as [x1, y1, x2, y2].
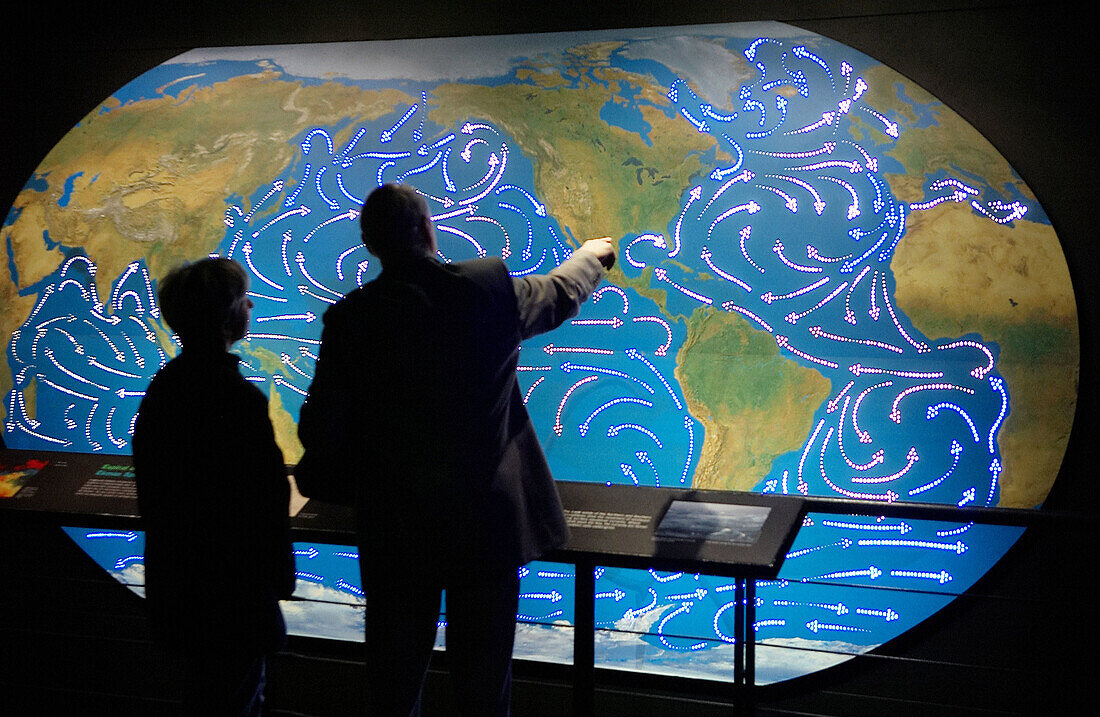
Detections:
[891, 203, 1077, 508]
[862, 64, 1078, 508]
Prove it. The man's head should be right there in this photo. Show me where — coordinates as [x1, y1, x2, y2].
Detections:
[360, 183, 437, 263]
[158, 257, 252, 351]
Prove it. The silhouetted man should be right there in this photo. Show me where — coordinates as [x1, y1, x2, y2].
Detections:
[296, 183, 615, 716]
[133, 257, 295, 716]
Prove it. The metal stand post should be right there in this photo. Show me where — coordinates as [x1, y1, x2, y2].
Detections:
[732, 577, 756, 715]
[573, 559, 595, 717]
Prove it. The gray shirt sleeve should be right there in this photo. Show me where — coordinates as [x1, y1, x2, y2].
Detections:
[513, 248, 607, 340]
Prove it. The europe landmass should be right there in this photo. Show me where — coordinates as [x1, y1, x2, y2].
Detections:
[430, 41, 828, 491]
[0, 65, 416, 458]
[855, 64, 1079, 508]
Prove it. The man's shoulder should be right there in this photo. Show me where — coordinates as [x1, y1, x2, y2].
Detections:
[450, 255, 508, 278]
[334, 257, 510, 301]
[448, 257, 514, 300]
[451, 257, 517, 312]
[319, 257, 515, 332]
[321, 284, 371, 325]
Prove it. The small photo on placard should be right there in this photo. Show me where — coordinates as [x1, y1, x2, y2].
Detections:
[655, 501, 771, 546]
[0, 458, 48, 498]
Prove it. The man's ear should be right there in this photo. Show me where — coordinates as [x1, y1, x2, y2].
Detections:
[419, 214, 438, 254]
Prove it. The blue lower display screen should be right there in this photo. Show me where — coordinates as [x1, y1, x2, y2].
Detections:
[64, 519, 1023, 684]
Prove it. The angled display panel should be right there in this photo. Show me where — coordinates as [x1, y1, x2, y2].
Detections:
[5, 20, 1077, 684]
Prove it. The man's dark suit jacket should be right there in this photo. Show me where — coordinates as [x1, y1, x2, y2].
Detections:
[133, 349, 295, 653]
[296, 251, 605, 576]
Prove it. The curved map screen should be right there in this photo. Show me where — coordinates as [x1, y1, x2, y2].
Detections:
[4, 21, 1078, 684]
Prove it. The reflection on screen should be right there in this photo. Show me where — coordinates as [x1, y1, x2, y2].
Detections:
[656, 501, 770, 544]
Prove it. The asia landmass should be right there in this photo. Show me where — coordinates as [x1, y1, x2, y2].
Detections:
[0, 66, 416, 458]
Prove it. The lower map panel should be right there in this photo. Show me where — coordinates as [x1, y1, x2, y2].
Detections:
[63, 522, 1022, 685]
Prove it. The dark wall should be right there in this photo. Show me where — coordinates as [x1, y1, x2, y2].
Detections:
[3, 1, 1095, 714]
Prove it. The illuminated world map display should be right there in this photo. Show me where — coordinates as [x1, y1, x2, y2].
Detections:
[2, 22, 1078, 683]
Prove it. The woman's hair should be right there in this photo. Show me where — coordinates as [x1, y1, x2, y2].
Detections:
[158, 257, 250, 348]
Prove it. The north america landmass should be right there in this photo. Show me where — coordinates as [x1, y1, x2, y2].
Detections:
[0, 39, 1077, 509]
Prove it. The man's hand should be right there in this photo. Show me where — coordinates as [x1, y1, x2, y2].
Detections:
[579, 237, 616, 270]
